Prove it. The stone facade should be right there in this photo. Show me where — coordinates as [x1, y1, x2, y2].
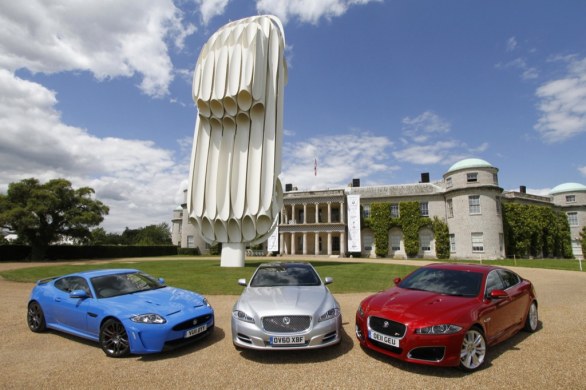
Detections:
[172, 158, 586, 260]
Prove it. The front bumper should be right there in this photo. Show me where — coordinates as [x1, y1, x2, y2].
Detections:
[125, 309, 214, 354]
[232, 314, 342, 350]
[355, 314, 464, 367]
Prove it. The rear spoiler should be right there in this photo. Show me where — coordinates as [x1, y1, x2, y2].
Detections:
[37, 276, 59, 285]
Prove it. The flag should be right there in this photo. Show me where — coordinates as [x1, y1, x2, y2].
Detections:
[314, 158, 317, 176]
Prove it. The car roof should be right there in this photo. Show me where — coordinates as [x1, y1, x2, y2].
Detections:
[63, 269, 140, 278]
[257, 262, 312, 268]
[425, 263, 504, 275]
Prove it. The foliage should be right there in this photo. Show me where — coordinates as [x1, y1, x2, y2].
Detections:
[432, 216, 450, 259]
[370, 203, 392, 257]
[90, 224, 172, 246]
[580, 226, 586, 258]
[502, 203, 573, 258]
[0, 178, 109, 260]
[399, 201, 430, 257]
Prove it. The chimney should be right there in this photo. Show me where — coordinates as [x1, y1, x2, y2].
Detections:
[520, 185, 526, 194]
[420, 172, 430, 183]
[285, 183, 293, 192]
[352, 178, 360, 187]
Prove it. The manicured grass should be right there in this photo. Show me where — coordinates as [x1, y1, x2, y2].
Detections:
[0, 260, 417, 295]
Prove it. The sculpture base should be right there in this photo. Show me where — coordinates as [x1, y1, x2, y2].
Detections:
[221, 242, 246, 267]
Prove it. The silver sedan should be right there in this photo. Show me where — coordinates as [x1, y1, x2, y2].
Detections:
[231, 262, 342, 350]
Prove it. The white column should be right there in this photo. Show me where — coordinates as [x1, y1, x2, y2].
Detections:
[340, 202, 345, 223]
[327, 232, 332, 255]
[303, 203, 307, 224]
[315, 203, 319, 223]
[328, 202, 332, 223]
[302, 233, 307, 255]
[340, 232, 346, 257]
[291, 233, 296, 255]
[315, 233, 320, 255]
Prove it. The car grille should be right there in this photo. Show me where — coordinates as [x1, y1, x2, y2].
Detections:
[172, 314, 213, 331]
[262, 316, 311, 333]
[368, 316, 406, 338]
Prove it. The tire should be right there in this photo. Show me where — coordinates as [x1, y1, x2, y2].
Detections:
[523, 301, 538, 333]
[459, 327, 486, 371]
[99, 319, 130, 358]
[27, 301, 46, 333]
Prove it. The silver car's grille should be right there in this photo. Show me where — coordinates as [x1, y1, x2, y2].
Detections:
[262, 316, 311, 333]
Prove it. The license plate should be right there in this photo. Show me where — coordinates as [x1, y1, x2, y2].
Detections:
[369, 330, 400, 347]
[185, 324, 207, 338]
[270, 335, 305, 345]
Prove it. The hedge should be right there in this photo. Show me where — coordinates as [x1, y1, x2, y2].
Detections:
[0, 245, 178, 261]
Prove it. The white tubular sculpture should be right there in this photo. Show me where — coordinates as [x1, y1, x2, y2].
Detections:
[187, 15, 287, 267]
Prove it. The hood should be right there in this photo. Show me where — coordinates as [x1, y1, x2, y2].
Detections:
[106, 287, 206, 317]
[238, 285, 333, 317]
[365, 287, 477, 324]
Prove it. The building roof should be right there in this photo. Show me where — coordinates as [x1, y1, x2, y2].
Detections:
[447, 158, 494, 173]
[549, 182, 586, 195]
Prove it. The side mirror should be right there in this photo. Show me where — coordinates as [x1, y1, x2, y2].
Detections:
[489, 289, 509, 299]
[70, 289, 89, 299]
[324, 276, 334, 285]
[393, 277, 402, 285]
[158, 277, 166, 285]
[238, 278, 247, 286]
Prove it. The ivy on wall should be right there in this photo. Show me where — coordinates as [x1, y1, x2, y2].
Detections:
[366, 201, 446, 258]
[580, 226, 586, 257]
[502, 203, 572, 258]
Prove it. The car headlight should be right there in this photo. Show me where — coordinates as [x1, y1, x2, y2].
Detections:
[232, 310, 254, 323]
[357, 304, 365, 318]
[415, 324, 462, 335]
[319, 308, 340, 322]
[131, 313, 166, 324]
[203, 298, 211, 307]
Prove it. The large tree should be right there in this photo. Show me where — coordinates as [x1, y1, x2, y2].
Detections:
[0, 178, 109, 260]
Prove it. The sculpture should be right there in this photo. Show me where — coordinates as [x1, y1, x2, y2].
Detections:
[187, 15, 287, 267]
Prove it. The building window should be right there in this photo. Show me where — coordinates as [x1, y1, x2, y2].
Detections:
[363, 205, 370, 219]
[390, 203, 399, 218]
[447, 199, 454, 218]
[567, 212, 578, 226]
[499, 233, 504, 253]
[449, 234, 456, 252]
[472, 233, 484, 252]
[331, 207, 340, 222]
[496, 198, 501, 215]
[566, 195, 576, 203]
[420, 202, 429, 217]
[493, 173, 498, 185]
[187, 235, 194, 248]
[420, 233, 432, 251]
[469, 195, 481, 215]
[390, 235, 401, 251]
[467, 173, 478, 183]
[446, 177, 452, 188]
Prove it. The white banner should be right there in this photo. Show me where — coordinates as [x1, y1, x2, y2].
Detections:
[347, 194, 361, 252]
[267, 225, 279, 252]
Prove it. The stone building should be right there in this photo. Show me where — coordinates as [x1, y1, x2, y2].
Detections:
[172, 158, 586, 260]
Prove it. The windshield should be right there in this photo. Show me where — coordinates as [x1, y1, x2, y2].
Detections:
[398, 268, 482, 297]
[91, 272, 165, 298]
[250, 264, 321, 287]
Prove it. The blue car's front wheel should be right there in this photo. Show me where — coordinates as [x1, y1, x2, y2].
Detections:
[100, 319, 130, 358]
[27, 301, 46, 333]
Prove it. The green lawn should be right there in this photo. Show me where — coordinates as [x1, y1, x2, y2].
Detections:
[0, 260, 417, 295]
[1, 257, 582, 295]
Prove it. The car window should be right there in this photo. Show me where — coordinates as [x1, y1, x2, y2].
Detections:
[485, 270, 505, 295]
[497, 270, 520, 289]
[250, 265, 321, 287]
[91, 272, 164, 298]
[54, 276, 91, 295]
[398, 268, 482, 297]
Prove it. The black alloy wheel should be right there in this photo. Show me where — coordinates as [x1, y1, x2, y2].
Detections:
[27, 301, 46, 332]
[100, 319, 130, 357]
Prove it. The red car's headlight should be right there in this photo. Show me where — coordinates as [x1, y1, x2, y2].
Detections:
[415, 324, 462, 335]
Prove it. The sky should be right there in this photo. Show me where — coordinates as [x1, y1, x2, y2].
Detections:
[1, 0, 585, 233]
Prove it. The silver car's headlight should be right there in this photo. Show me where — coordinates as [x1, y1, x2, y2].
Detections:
[319, 308, 340, 322]
[415, 324, 462, 335]
[232, 310, 254, 323]
[131, 313, 166, 324]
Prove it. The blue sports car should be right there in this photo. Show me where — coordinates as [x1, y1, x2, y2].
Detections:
[27, 268, 214, 357]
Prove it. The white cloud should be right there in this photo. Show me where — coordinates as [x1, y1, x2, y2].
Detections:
[0, 0, 195, 97]
[197, 0, 231, 25]
[579, 166, 586, 177]
[401, 111, 451, 143]
[0, 69, 188, 232]
[281, 132, 396, 190]
[534, 56, 586, 143]
[495, 58, 538, 80]
[256, 0, 382, 24]
[506, 36, 518, 52]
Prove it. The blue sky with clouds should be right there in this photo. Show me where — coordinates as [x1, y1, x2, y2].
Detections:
[1, 0, 585, 232]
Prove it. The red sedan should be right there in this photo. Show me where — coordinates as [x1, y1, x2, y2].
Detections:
[355, 263, 538, 371]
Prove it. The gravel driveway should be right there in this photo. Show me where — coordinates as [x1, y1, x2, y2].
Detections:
[0, 259, 585, 389]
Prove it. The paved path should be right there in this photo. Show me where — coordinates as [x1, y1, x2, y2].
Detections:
[1, 257, 585, 389]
